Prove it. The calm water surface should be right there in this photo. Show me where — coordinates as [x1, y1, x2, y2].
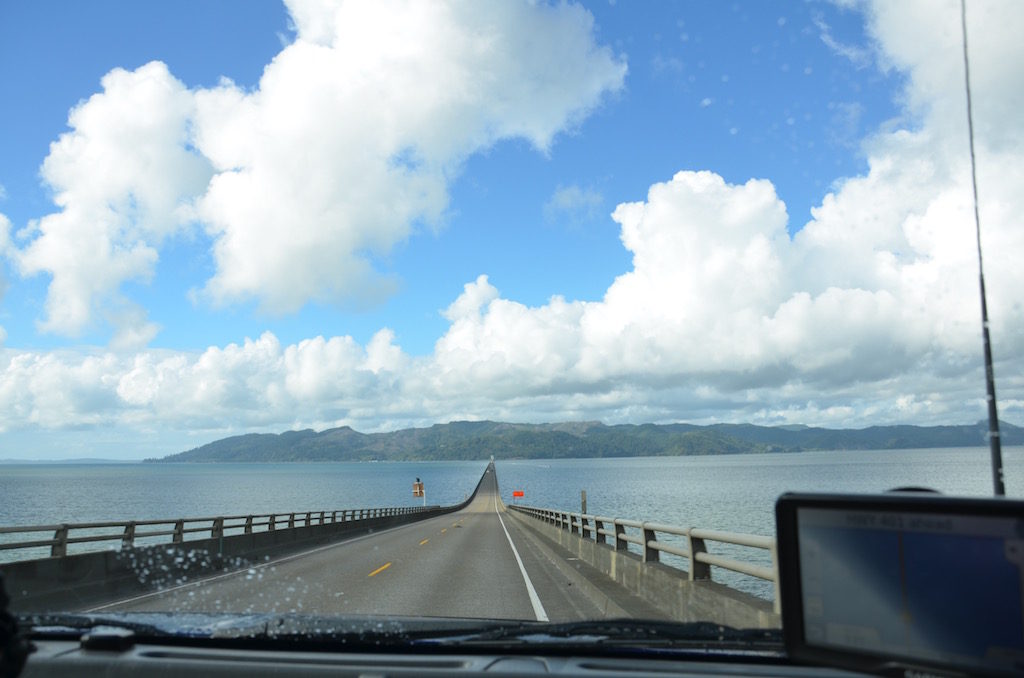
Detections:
[0, 460, 487, 527]
[3, 447, 1021, 597]
[498, 447, 1024, 536]
[3, 448, 1022, 533]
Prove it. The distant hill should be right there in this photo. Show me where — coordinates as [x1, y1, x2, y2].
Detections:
[147, 420, 1023, 463]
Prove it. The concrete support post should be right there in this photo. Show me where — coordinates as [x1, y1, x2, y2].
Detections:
[121, 522, 136, 550]
[594, 518, 606, 545]
[51, 525, 68, 557]
[319, 511, 325, 525]
[288, 514, 295, 529]
[581, 515, 591, 539]
[331, 511, 337, 523]
[642, 525, 659, 562]
[173, 520, 184, 543]
[687, 532, 711, 580]
[770, 544, 781, 614]
[269, 515, 276, 531]
[305, 511, 311, 527]
[614, 522, 627, 551]
[244, 516, 253, 534]
[212, 518, 224, 540]
[571, 514, 579, 535]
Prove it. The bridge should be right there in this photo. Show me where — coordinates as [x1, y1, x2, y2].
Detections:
[0, 463, 777, 628]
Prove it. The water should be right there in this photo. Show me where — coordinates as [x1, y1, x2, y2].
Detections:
[496, 447, 1024, 599]
[497, 447, 1024, 537]
[3, 448, 1022, 598]
[0, 461, 487, 564]
[0, 460, 488, 526]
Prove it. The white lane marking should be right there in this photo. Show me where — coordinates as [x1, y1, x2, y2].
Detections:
[493, 492, 549, 622]
[84, 513, 455, 612]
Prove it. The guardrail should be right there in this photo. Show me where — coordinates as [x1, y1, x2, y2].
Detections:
[0, 506, 436, 561]
[509, 504, 779, 611]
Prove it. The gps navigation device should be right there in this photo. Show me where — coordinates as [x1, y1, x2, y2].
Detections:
[776, 492, 1024, 677]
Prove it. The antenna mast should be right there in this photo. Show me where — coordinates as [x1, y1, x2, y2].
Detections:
[960, 0, 1005, 495]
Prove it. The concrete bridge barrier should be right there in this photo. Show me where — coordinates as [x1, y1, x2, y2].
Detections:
[506, 504, 780, 629]
[1, 469, 490, 613]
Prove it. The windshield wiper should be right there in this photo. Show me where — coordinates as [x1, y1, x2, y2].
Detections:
[21, 612, 498, 648]
[22, 614, 782, 655]
[21, 613, 167, 637]
[415, 619, 782, 652]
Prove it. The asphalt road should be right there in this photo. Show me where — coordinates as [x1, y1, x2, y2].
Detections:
[87, 464, 607, 622]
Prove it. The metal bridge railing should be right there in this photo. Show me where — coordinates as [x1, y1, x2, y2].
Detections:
[509, 504, 779, 611]
[0, 506, 435, 562]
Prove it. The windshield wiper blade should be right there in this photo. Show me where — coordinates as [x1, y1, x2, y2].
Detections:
[21, 613, 167, 637]
[416, 619, 782, 650]
[22, 613, 502, 647]
[21, 614, 782, 654]
[21, 612, 277, 640]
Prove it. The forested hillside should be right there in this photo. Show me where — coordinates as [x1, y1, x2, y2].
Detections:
[149, 420, 1021, 462]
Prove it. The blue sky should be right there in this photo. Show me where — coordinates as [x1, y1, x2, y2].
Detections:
[1, 1, 895, 352]
[1, 0, 1022, 459]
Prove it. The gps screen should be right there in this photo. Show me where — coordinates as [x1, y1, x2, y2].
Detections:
[796, 505, 1024, 673]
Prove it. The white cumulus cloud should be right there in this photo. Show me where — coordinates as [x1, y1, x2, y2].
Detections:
[11, 62, 212, 340]
[2, 0, 1024, 453]
[6, 0, 627, 337]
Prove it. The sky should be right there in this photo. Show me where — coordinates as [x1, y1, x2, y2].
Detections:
[1, 0, 1022, 460]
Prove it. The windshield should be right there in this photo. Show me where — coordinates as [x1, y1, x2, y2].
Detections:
[1, 0, 1022, 660]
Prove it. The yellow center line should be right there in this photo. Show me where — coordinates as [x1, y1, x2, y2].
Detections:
[419, 538, 429, 546]
[368, 562, 392, 577]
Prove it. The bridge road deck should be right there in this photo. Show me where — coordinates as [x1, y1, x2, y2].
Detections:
[85, 464, 660, 621]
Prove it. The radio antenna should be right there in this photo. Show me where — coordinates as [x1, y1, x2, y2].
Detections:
[960, 0, 1004, 496]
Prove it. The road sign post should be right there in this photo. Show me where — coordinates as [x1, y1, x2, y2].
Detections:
[512, 490, 524, 504]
